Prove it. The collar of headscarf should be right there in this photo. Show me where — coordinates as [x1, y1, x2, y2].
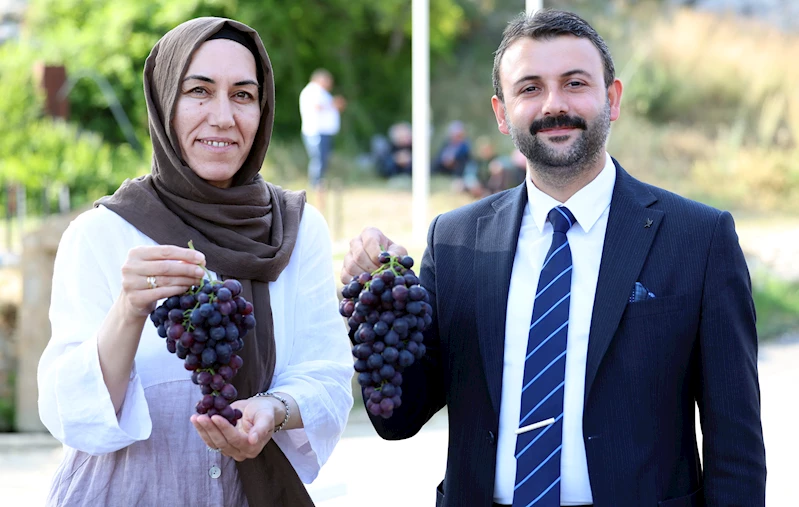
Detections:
[95, 17, 312, 507]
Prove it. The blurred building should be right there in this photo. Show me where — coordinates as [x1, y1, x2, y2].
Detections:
[673, 0, 799, 32]
[0, 0, 26, 44]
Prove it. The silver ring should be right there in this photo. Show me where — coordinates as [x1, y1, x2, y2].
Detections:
[146, 276, 158, 290]
[207, 446, 221, 453]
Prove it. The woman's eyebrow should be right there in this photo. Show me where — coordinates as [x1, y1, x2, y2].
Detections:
[183, 75, 258, 87]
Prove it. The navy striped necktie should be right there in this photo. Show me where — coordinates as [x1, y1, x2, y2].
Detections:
[513, 206, 576, 507]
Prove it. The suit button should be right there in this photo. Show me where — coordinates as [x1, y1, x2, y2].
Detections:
[488, 431, 496, 445]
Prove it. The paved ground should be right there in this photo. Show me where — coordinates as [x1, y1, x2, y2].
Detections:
[1, 333, 796, 506]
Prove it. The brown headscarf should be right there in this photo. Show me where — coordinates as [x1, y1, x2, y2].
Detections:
[96, 17, 313, 507]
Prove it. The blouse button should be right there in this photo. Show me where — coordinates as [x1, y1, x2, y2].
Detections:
[209, 465, 221, 479]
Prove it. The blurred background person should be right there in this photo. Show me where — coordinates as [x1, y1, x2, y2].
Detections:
[434, 120, 472, 180]
[299, 68, 346, 209]
[373, 121, 413, 178]
[486, 148, 528, 195]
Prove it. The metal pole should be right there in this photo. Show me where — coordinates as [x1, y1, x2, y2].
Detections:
[526, 0, 543, 14]
[412, 0, 430, 244]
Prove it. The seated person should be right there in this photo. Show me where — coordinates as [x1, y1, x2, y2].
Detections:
[434, 121, 471, 177]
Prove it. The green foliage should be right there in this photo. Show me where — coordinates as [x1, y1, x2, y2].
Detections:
[751, 270, 799, 340]
[0, 0, 464, 206]
[0, 40, 148, 208]
[21, 0, 465, 149]
[0, 370, 14, 432]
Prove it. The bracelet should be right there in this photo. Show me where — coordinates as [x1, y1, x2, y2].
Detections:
[254, 392, 290, 433]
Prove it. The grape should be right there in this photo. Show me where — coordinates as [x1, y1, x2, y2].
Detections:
[165, 296, 181, 309]
[213, 395, 228, 410]
[382, 347, 399, 364]
[168, 309, 184, 324]
[339, 252, 431, 419]
[210, 374, 225, 391]
[207, 312, 222, 326]
[220, 383, 238, 401]
[373, 321, 389, 337]
[197, 371, 212, 386]
[222, 279, 242, 297]
[218, 365, 234, 382]
[381, 383, 396, 398]
[383, 330, 399, 347]
[149, 248, 257, 426]
[180, 294, 196, 310]
[369, 278, 386, 294]
[167, 324, 185, 341]
[220, 405, 235, 420]
[184, 354, 200, 370]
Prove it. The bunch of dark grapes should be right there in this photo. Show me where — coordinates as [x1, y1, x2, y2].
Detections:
[150, 273, 256, 426]
[340, 252, 432, 418]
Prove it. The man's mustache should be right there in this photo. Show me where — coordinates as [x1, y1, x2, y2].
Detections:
[529, 115, 587, 135]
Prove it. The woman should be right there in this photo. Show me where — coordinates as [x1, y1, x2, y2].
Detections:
[37, 17, 353, 506]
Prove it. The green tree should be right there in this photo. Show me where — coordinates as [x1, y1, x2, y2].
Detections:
[23, 0, 466, 148]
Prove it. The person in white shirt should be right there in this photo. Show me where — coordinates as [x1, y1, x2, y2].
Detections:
[299, 69, 346, 194]
[37, 18, 353, 507]
[340, 9, 765, 507]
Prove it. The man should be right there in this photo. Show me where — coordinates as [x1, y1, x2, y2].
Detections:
[342, 9, 766, 507]
[299, 68, 346, 197]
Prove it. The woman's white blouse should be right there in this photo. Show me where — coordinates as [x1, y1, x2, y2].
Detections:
[37, 203, 354, 484]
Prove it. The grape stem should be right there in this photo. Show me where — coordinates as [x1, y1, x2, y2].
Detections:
[361, 252, 404, 291]
[188, 240, 218, 286]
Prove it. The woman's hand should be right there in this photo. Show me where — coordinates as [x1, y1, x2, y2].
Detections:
[190, 395, 285, 461]
[119, 245, 206, 318]
[340, 227, 407, 284]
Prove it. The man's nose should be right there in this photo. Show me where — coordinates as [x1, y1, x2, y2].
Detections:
[541, 88, 569, 116]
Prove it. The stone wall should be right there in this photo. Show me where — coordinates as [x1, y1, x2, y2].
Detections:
[14, 210, 81, 432]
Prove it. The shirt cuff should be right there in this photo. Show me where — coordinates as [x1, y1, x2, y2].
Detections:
[269, 375, 351, 483]
[57, 334, 152, 454]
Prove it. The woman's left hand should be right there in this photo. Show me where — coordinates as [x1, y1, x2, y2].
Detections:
[190, 396, 280, 461]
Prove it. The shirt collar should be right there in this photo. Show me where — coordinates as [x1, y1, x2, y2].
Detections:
[525, 152, 616, 233]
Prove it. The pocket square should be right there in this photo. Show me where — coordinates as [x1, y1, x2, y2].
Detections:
[629, 282, 656, 303]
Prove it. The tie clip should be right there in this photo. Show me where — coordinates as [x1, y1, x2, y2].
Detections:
[515, 417, 556, 435]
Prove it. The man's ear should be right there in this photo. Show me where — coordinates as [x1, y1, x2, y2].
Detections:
[608, 78, 623, 122]
[491, 95, 510, 135]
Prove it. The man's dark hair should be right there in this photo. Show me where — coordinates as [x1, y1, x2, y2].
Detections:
[492, 9, 615, 102]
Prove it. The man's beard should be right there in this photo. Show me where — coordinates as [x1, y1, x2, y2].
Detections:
[508, 101, 611, 186]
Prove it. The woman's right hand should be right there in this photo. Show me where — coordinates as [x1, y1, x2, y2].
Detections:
[119, 245, 207, 318]
[340, 227, 407, 284]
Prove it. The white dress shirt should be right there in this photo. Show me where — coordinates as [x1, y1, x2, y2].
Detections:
[494, 152, 616, 505]
[299, 81, 340, 136]
[38, 203, 354, 489]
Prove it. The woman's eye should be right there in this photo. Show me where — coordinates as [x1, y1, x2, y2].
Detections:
[235, 91, 254, 100]
[188, 87, 208, 96]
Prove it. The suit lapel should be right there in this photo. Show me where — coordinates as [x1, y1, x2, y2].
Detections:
[475, 184, 528, 416]
[584, 161, 663, 403]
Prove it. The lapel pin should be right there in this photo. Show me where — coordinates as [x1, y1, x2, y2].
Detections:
[644, 218, 653, 228]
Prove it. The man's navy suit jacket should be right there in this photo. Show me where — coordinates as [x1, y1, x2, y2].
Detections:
[364, 161, 766, 506]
